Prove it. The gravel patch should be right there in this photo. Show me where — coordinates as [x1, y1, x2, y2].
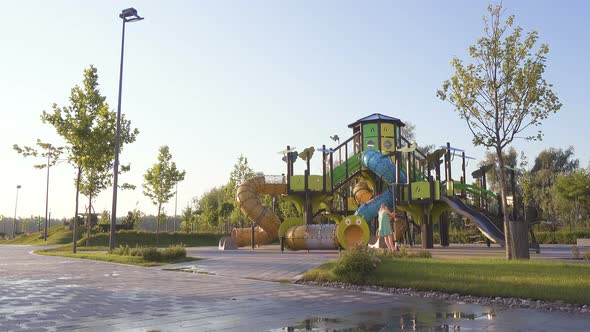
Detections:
[295, 280, 590, 315]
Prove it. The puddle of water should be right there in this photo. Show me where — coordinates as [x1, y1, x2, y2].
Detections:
[164, 266, 216, 275]
[273, 308, 498, 331]
[1, 278, 51, 286]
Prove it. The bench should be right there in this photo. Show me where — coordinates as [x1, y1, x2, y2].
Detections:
[577, 239, 590, 247]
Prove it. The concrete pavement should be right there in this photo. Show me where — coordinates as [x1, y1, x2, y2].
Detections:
[1, 245, 589, 331]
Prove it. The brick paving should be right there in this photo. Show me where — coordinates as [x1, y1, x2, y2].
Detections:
[1, 245, 588, 331]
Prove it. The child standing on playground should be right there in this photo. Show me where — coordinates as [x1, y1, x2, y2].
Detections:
[377, 204, 395, 252]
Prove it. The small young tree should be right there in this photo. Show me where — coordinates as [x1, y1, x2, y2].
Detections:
[41, 65, 138, 252]
[123, 208, 144, 230]
[225, 155, 255, 225]
[143, 146, 186, 244]
[13, 140, 64, 240]
[437, 4, 561, 259]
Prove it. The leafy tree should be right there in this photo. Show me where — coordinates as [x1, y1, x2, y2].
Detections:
[477, 147, 521, 194]
[98, 210, 110, 225]
[199, 186, 224, 228]
[437, 4, 561, 259]
[180, 206, 196, 233]
[41, 66, 138, 252]
[13, 140, 65, 240]
[521, 147, 579, 221]
[123, 208, 144, 230]
[143, 146, 186, 244]
[400, 121, 435, 155]
[554, 170, 590, 228]
[225, 155, 255, 224]
[13, 140, 65, 169]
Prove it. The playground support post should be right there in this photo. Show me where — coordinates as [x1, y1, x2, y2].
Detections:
[322, 144, 326, 192]
[440, 211, 450, 246]
[251, 223, 255, 250]
[461, 152, 466, 199]
[421, 204, 434, 249]
[406, 149, 412, 204]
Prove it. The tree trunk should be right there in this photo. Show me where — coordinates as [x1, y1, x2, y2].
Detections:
[510, 220, 530, 259]
[496, 148, 513, 259]
[498, 147, 529, 260]
[72, 167, 82, 254]
[86, 193, 92, 247]
[156, 203, 161, 246]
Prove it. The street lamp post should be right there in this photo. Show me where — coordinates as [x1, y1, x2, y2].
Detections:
[14, 185, 21, 238]
[44, 153, 50, 241]
[174, 183, 178, 232]
[110, 8, 143, 249]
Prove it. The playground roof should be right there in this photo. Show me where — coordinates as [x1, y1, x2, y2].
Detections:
[348, 113, 405, 128]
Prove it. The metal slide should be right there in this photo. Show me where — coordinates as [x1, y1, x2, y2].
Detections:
[441, 195, 505, 246]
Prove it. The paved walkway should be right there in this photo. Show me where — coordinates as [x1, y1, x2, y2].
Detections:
[1, 245, 589, 331]
[163, 244, 584, 283]
[164, 246, 341, 281]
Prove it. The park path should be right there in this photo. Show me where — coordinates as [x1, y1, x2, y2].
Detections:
[1, 245, 588, 331]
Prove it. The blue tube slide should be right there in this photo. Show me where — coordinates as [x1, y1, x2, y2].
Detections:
[355, 150, 406, 221]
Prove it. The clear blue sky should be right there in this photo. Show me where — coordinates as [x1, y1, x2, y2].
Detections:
[1, 0, 588, 220]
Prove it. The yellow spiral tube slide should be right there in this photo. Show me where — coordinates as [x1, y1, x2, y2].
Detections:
[233, 175, 287, 247]
[353, 180, 373, 205]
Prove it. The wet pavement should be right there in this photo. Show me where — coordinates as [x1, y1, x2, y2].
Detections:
[1, 245, 589, 331]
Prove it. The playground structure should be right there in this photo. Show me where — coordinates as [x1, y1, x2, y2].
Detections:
[225, 113, 537, 251]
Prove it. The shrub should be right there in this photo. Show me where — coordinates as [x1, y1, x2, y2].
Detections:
[535, 230, 590, 244]
[414, 250, 432, 258]
[584, 251, 590, 261]
[109, 245, 130, 256]
[333, 245, 381, 284]
[379, 247, 432, 259]
[129, 247, 143, 257]
[142, 247, 161, 261]
[160, 245, 186, 260]
[572, 245, 580, 259]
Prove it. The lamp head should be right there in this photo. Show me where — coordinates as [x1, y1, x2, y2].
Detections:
[16, 185, 21, 189]
[120, 8, 144, 22]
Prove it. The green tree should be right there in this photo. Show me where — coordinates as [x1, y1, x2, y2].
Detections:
[143, 146, 186, 244]
[199, 187, 224, 228]
[180, 206, 196, 233]
[400, 121, 435, 155]
[13, 140, 64, 169]
[41, 66, 138, 252]
[225, 155, 255, 225]
[554, 170, 590, 227]
[521, 147, 579, 221]
[13, 140, 65, 240]
[123, 208, 144, 230]
[98, 210, 110, 225]
[437, 4, 561, 259]
[477, 147, 521, 194]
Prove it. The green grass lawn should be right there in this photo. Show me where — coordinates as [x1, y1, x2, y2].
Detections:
[35, 248, 201, 267]
[0, 225, 75, 245]
[303, 258, 590, 305]
[1, 226, 223, 248]
[79, 230, 223, 248]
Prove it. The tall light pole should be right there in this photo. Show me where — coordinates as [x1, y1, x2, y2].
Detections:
[174, 183, 178, 232]
[44, 152, 50, 241]
[110, 8, 143, 249]
[13, 185, 21, 238]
